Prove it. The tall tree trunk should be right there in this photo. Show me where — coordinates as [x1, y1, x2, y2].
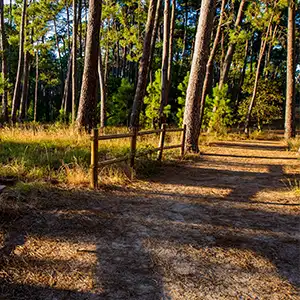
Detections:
[66, 0, 71, 51]
[34, 49, 38, 122]
[76, 0, 102, 131]
[78, 0, 83, 58]
[11, 0, 27, 123]
[180, 0, 188, 60]
[183, 0, 216, 153]
[148, 0, 162, 79]
[53, 18, 64, 91]
[159, 0, 170, 118]
[72, 0, 78, 124]
[130, 0, 158, 128]
[264, 24, 278, 79]
[98, 50, 106, 128]
[61, 51, 72, 114]
[199, 0, 226, 127]
[244, 16, 273, 135]
[19, 51, 31, 120]
[0, 0, 8, 122]
[285, 0, 296, 139]
[218, 0, 246, 89]
[166, 0, 175, 100]
[235, 38, 249, 109]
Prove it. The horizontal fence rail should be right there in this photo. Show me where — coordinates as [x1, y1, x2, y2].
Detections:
[90, 124, 186, 188]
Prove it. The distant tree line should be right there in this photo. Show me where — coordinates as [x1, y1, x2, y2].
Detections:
[0, 0, 298, 151]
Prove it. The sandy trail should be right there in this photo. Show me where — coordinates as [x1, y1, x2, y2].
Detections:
[0, 140, 299, 299]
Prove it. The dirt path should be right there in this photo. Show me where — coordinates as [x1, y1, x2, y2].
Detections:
[0, 140, 299, 299]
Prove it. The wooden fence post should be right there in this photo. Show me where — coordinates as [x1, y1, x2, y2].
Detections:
[181, 124, 186, 157]
[130, 127, 137, 168]
[91, 128, 99, 189]
[157, 123, 167, 161]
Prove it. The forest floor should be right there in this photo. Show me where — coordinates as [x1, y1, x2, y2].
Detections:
[0, 139, 299, 299]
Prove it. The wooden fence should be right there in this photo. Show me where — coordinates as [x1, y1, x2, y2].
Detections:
[90, 124, 186, 188]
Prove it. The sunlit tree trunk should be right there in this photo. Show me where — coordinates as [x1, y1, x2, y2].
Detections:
[34, 49, 38, 122]
[159, 0, 170, 119]
[0, 0, 8, 122]
[199, 0, 226, 127]
[11, 0, 27, 123]
[285, 0, 296, 139]
[72, 0, 77, 124]
[166, 0, 175, 101]
[130, 0, 158, 128]
[19, 51, 31, 120]
[183, 0, 216, 153]
[99, 50, 106, 128]
[76, 0, 102, 131]
[148, 0, 161, 79]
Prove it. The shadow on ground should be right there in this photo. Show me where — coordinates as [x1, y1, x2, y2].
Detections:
[0, 141, 299, 299]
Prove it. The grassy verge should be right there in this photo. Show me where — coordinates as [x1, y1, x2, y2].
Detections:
[0, 124, 182, 186]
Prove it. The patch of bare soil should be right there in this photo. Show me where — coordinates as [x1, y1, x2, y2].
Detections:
[0, 140, 299, 299]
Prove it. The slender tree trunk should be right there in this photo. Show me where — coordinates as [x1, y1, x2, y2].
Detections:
[219, 0, 246, 89]
[183, 0, 216, 153]
[244, 17, 273, 135]
[0, 0, 8, 122]
[54, 18, 64, 91]
[34, 49, 38, 122]
[19, 51, 31, 120]
[130, 0, 158, 128]
[98, 50, 106, 128]
[72, 0, 78, 124]
[180, 0, 188, 60]
[78, 0, 83, 58]
[148, 0, 162, 79]
[199, 0, 226, 126]
[61, 52, 72, 114]
[264, 24, 278, 79]
[76, 0, 102, 131]
[66, 0, 71, 51]
[166, 0, 175, 100]
[159, 0, 170, 118]
[285, 0, 296, 139]
[11, 0, 27, 123]
[235, 38, 249, 109]
[104, 43, 109, 84]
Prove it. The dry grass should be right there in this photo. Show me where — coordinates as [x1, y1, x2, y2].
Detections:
[0, 124, 182, 186]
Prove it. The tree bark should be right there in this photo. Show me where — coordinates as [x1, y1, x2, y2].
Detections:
[66, 0, 71, 51]
[183, 0, 216, 153]
[166, 0, 175, 100]
[72, 0, 77, 124]
[285, 0, 296, 139]
[148, 0, 161, 78]
[218, 0, 246, 89]
[130, 0, 158, 128]
[76, 0, 102, 131]
[11, 0, 27, 123]
[19, 51, 31, 120]
[61, 51, 72, 115]
[98, 50, 106, 128]
[53, 18, 64, 92]
[199, 0, 226, 127]
[0, 0, 8, 122]
[34, 49, 38, 122]
[234, 38, 249, 109]
[159, 0, 170, 118]
[244, 16, 273, 135]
